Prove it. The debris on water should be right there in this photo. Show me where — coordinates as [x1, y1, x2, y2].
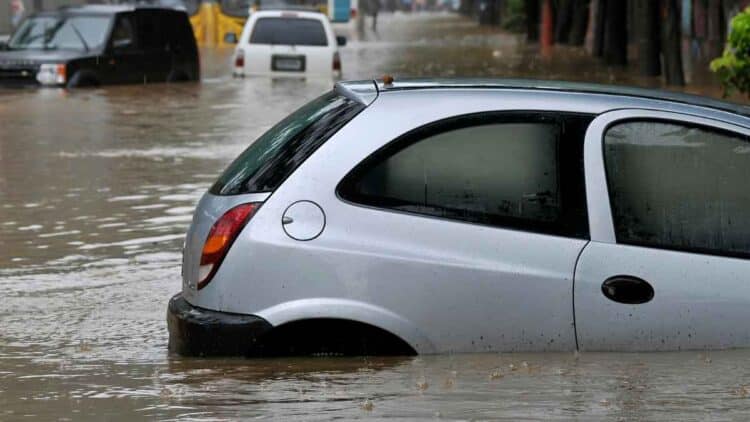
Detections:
[735, 386, 750, 398]
[417, 378, 429, 391]
[159, 385, 186, 400]
[699, 353, 712, 364]
[443, 377, 455, 389]
[599, 399, 611, 407]
[489, 368, 504, 380]
[508, 363, 517, 371]
[361, 398, 374, 411]
[77, 340, 91, 353]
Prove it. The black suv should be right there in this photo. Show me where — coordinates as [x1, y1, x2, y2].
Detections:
[0, 5, 200, 87]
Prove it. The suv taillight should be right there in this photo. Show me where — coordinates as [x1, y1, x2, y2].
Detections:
[235, 50, 245, 68]
[333, 52, 341, 72]
[198, 202, 260, 290]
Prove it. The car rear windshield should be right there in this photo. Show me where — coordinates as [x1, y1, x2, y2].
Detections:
[210, 92, 364, 195]
[249, 17, 328, 46]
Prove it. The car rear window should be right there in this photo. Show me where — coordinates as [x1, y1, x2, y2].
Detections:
[249, 17, 328, 46]
[210, 92, 364, 195]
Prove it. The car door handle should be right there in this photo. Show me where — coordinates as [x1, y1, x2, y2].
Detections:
[601, 276, 654, 305]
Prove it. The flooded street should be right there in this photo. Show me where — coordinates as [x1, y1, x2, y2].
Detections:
[2, 12, 750, 420]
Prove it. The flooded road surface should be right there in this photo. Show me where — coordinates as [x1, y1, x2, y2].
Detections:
[2, 12, 750, 420]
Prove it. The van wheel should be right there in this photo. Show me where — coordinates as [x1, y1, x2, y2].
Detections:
[167, 70, 190, 83]
[66, 71, 100, 88]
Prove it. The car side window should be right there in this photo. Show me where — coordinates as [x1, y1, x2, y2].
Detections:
[604, 120, 750, 259]
[338, 113, 592, 239]
[111, 15, 136, 50]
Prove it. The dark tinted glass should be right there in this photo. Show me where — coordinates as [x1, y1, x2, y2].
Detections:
[339, 113, 591, 238]
[112, 15, 136, 49]
[211, 92, 364, 195]
[250, 18, 327, 46]
[605, 121, 750, 259]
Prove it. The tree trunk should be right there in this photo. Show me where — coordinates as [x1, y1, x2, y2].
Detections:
[706, 0, 724, 59]
[591, 0, 606, 57]
[555, 0, 574, 43]
[525, 0, 540, 42]
[661, 0, 685, 85]
[635, 0, 661, 75]
[568, 0, 590, 46]
[541, 0, 555, 49]
[603, 0, 628, 65]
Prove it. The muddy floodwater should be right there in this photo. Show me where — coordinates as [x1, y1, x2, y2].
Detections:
[2, 13, 750, 420]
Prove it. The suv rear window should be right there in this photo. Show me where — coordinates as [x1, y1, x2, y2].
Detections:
[210, 92, 364, 195]
[249, 17, 328, 46]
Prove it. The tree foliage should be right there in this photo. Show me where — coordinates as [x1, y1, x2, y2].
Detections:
[710, 7, 750, 97]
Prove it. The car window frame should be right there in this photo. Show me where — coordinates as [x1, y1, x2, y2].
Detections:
[108, 13, 139, 53]
[584, 109, 750, 259]
[248, 17, 329, 47]
[336, 111, 593, 240]
[603, 117, 750, 260]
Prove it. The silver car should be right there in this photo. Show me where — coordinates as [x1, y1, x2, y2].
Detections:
[168, 78, 750, 356]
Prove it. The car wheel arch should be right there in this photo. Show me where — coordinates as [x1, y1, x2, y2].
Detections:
[67, 69, 100, 88]
[255, 298, 436, 354]
[167, 69, 191, 83]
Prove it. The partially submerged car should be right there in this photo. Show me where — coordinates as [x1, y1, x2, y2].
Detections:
[231, 9, 346, 79]
[0, 5, 199, 88]
[169, 78, 750, 357]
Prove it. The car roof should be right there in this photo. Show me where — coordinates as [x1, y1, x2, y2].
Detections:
[252, 9, 327, 19]
[35, 4, 181, 16]
[335, 78, 750, 120]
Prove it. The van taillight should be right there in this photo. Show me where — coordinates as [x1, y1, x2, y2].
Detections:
[197, 202, 260, 290]
[235, 50, 245, 68]
[333, 52, 341, 72]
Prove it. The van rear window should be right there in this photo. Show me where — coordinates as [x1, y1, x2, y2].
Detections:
[210, 92, 364, 195]
[249, 18, 328, 46]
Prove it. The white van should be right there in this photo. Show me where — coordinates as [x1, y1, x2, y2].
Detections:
[232, 10, 345, 78]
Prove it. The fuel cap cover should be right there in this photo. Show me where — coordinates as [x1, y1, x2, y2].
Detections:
[281, 200, 326, 241]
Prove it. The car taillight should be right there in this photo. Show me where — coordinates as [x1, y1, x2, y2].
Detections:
[351, 8, 357, 18]
[197, 202, 260, 290]
[333, 52, 341, 72]
[235, 50, 245, 68]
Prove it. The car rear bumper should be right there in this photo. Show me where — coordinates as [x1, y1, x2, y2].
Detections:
[167, 293, 273, 357]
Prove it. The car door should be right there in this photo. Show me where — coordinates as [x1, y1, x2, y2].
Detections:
[106, 13, 144, 84]
[135, 11, 171, 83]
[575, 110, 750, 351]
[329, 112, 593, 352]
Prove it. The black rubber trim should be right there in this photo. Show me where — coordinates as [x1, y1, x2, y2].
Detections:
[167, 293, 273, 357]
